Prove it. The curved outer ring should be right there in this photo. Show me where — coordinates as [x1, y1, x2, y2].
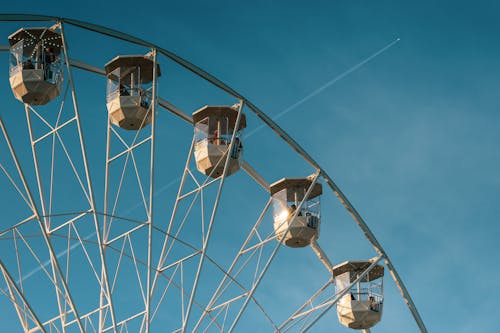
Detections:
[0, 14, 427, 332]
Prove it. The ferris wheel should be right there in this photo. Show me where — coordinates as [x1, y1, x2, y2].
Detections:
[0, 14, 428, 333]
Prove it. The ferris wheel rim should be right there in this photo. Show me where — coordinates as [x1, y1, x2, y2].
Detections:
[0, 14, 427, 332]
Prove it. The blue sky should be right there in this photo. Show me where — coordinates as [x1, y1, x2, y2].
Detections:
[1, 1, 500, 332]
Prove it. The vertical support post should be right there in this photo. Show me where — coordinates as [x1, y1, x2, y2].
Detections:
[24, 103, 85, 333]
[182, 101, 245, 332]
[144, 47, 158, 333]
[58, 20, 117, 332]
[101, 69, 113, 331]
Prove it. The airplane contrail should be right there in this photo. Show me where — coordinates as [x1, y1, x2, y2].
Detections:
[246, 37, 401, 138]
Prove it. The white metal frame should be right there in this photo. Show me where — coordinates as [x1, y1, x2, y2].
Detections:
[0, 14, 428, 333]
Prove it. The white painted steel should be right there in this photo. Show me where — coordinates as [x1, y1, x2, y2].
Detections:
[0, 14, 427, 333]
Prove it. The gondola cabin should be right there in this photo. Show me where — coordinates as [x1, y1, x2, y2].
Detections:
[270, 178, 322, 247]
[8, 27, 63, 105]
[105, 55, 160, 130]
[333, 260, 384, 330]
[192, 105, 246, 178]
